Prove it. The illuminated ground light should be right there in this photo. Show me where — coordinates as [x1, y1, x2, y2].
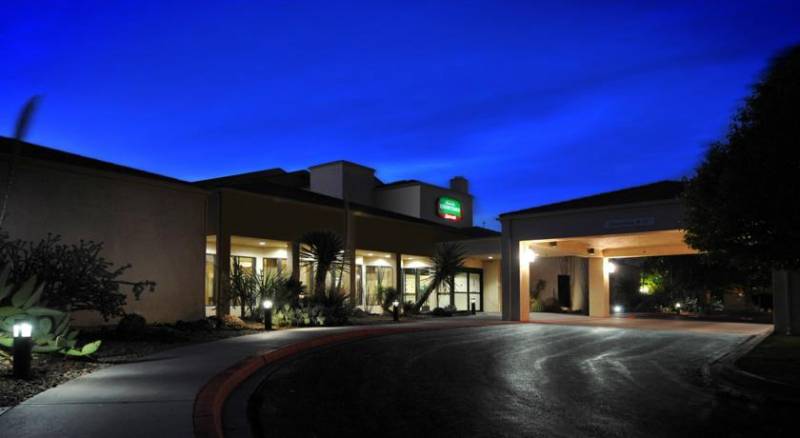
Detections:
[613, 304, 623, 314]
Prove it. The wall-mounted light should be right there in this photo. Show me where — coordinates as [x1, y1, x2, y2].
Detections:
[521, 247, 538, 264]
[605, 260, 617, 274]
[258, 241, 266, 246]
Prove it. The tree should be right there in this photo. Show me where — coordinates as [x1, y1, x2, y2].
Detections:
[412, 242, 466, 313]
[299, 230, 348, 298]
[638, 255, 769, 312]
[684, 44, 800, 272]
[0, 233, 155, 320]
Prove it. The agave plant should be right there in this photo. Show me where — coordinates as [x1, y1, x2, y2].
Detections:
[0, 265, 100, 357]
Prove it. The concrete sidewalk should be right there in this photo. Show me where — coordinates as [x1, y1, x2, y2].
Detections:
[0, 319, 490, 437]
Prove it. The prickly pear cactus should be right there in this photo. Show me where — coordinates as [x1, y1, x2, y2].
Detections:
[0, 265, 101, 357]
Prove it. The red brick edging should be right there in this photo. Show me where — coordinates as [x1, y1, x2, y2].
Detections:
[192, 321, 505, 438]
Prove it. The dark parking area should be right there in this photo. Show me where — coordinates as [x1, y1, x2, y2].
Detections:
[248, 324, 794, 437]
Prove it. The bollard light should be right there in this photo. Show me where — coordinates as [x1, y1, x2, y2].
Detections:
[675, 302, 681, 315]
[12, 321, 34, 379]
[13, 321, 33, 338]
[263, 299, 274, 331]
[613, 304, 623, 314]
[470, 297, 477, 315]
[392, 300, 400, 322]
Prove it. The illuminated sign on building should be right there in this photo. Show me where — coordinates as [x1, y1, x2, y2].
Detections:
[437, 197, 462, 221]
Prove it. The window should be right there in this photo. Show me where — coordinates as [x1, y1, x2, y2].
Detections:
[263, 257, 288, 276]
[402, 268, 436, 309]
[231, 256, 256, 276]
[205, 254, 216, 305]
[365, 266, 393, 305]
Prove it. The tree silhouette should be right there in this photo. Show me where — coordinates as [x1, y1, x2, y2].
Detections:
[684, 44, 800, 272]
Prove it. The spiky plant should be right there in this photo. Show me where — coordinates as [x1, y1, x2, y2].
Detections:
[299, 231, 348, 298]
[412, 242, 466, 313]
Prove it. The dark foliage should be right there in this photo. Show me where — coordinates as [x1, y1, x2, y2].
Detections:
[116, 313, 147, 338]
[684, 44, 800, 272]
[308, 290, 353, 326]
[0, 232, 156, 320]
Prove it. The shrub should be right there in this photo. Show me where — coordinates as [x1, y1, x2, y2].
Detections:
[378, 287, 401, 314]
[308, 290, 352, 326]
[542, 297, 562, 313]
[0, 267, 101, 357]
[116, 313, 147, 337]
[206, 315, 221, 329]
[0, 233, 156, 320]
[219, 314, 247, 330]
[175, 318, 215, 332]
[431, 307, 452, 317]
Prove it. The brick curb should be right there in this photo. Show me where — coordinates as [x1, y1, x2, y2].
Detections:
[192, 321, 507, 438]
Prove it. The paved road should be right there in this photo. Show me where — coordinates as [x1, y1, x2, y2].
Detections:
[249, 324, 791, 437]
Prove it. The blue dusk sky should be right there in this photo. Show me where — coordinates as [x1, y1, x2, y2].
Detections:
[2, 1, 799, 229]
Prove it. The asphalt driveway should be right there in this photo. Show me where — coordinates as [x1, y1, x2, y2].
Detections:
[249, 323, 789, 437]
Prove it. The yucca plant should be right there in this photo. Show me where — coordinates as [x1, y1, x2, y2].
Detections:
[299, 231, 349, 298]
[0, 265, 100, 357]
[412, 242, 466, 313]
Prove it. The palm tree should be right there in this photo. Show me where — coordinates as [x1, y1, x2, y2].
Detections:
[1, 96, 41, 228]
[299, 230, 348, 298]
[412, 242, 466, 313]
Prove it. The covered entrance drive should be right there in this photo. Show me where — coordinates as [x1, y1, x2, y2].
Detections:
[499, 181, 694, 320]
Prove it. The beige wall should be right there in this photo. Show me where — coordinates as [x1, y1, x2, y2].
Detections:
[215, 189, 480, 257]
[482, 259, 502, 312]
[0, 156, 207, 325]
[528, 256, 587, 312]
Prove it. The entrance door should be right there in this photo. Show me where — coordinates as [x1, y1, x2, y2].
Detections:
[453, 268, 483, 311]
[557, 275, 571, 308]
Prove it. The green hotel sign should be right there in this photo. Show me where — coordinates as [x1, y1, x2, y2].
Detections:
[437, 196, 462, 221]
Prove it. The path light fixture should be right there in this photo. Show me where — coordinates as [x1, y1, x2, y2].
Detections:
[675, 302, 682, 315]
[470, 297, 477, 315]
[13, 321, 33, 379]
[263, 299, 274, 331]
[392, 300, 400, 322]
[613, 304, 623, 314]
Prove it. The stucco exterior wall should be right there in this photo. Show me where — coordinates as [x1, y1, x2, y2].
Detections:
[528, 256, 587, 312]
[374, 185, 421, 218]
[482, 259, 502, 312]
[0, 156, 207, 325]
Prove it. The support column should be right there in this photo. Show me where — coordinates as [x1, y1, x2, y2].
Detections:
[500, 230, 529, 321]
[588, 257, 610, 317]
[773, 270, 800, 335]
[289, 241, 301, 282]
[214, 231, 231, 317]
[395, 253, 402, 294]
[347, 212, 357, 302]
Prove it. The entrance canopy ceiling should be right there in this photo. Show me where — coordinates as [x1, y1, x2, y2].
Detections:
[524, 229, 696, 259]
